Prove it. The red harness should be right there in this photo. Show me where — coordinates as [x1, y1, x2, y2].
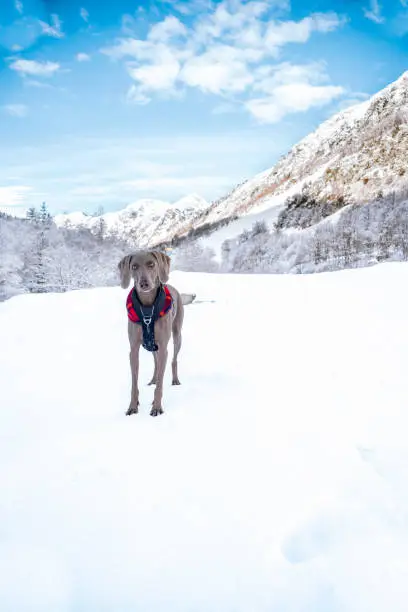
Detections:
[126, 284, 173, 324]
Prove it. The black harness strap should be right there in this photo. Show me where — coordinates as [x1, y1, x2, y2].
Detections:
[131, 285, 167, 352]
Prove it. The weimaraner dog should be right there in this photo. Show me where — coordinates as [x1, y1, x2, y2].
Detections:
[118, 250, 195, 417]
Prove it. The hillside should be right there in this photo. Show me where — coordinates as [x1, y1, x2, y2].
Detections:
[54, 194, 209, 247]
[1, 264, 408, 610]
[187, 71, 408, 238]
[53, 72, 408, 256]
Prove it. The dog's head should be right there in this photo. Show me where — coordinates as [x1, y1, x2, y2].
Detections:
[118, 250, 171, 292]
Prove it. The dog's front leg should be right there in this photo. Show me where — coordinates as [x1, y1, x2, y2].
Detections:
[127, 342, 141, 415]
[148, 352, 158, 386]
[150, 345, 168, 417]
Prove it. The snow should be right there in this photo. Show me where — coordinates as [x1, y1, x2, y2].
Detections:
[124, 198, 171, 215]
[54, 211, 89, 226]
[53, 194, 211, 248]
[173, 193, 208, 210]
[1, 264, 408, 611]
[201, 166, 331, 260]
[55, 195, 209, 231]
[201, 202, 283, 260]
[201, 70, 408, 240]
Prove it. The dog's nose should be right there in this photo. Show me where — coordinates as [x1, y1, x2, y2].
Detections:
[140, 277, 149, 289]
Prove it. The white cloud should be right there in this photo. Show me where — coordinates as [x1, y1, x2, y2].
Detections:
[247, 61, 345, 123]
[127, 61, 180, 95]
[101, 1, 346, 119]
[80, 7, 89, 23]
[180, 46, 254, 94]
[363, 0, 385, 24]
[161, 0, 214, 16]
[3, 104, 28, 118]
[0, 185, 31, 207]
[9, 59, 60, 78]
[103, 38, 185, 102]
[193, 0, 270, 45]
[148, 16, 188, 42]
[76, 53, 91, 62]
[126, 44, 181, 102]
[254, 60, 329, 92]
[15, 0, 23, 14]
[39, 14, 64, 39]
[102, 38, 156, 60]
[265, 12, 345, 50]
[246, 82, 344, 123]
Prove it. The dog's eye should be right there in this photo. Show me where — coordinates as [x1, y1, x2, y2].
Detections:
[132, 264, 138, 270]
[147, 261, 154, 268]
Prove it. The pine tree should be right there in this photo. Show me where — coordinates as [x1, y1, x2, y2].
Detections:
[26, 207, 38, 222]
[95, 217, 107, 242]
[39, 202, 52, 226]
[313, 234, 322, 265]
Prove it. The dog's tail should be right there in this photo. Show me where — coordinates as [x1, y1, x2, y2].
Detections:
[181, 293, 196, 306]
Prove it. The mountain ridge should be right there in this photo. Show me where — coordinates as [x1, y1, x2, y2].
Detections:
[54, 193, 210, 247]
[55, 71, 408, 249]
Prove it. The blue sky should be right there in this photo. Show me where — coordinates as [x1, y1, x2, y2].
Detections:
[0, 0, 407, 215]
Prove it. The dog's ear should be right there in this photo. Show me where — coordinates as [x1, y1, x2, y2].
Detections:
[151, 250, 170, 284]
[118, 254, 133, 289]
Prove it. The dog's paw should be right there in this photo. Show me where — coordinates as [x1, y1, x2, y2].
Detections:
[126, 402, 139, 416]
[148, 379, 157, 386]
[172, 379, 181, 386]
[150, 405, 164, 417]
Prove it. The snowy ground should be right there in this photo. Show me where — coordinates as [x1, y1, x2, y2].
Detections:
[1, 264, 408, 611]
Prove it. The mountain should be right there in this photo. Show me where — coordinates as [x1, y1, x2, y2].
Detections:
[55, 72, 408, 252]
[176, 71, 408, 249]
[54, 193, 209, 247]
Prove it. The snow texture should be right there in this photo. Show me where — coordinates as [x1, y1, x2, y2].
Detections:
[1, 264, 408, 611]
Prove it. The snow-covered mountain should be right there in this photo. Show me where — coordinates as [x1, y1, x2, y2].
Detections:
[54, 193, 209, 247]
[182, 71, 408, 245]
[55, 72, 408, 250]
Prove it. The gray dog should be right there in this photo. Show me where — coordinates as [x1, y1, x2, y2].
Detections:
[118, 250, 194, 417]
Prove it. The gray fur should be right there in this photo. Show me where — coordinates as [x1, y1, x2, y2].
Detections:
[118, 250, 187, 417]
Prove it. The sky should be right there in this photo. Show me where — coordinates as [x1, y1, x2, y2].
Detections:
[0, 0, 407, 215]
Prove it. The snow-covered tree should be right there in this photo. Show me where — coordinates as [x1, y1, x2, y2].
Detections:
[173, 240, 219, 272]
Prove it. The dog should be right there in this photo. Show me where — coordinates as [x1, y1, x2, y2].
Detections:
[118, 250, 194, 417]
